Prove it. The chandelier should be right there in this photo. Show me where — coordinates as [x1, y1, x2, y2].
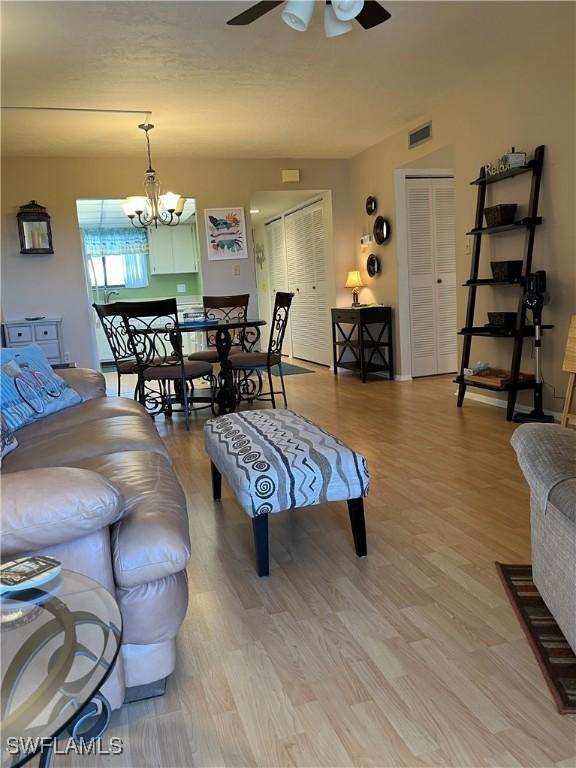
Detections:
[123, 123, 184, 228]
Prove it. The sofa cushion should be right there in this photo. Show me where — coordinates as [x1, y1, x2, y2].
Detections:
[10, 397, 148, 445]
[1, 415, 170, 473]
[0, 344, 81, 431]
[58, 367, 107, 401]
[71, 452, 190, 588]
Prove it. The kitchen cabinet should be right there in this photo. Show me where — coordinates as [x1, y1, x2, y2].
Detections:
[148, 224, 199, 275]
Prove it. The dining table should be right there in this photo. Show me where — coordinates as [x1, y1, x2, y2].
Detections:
[178, 317, 267, 415]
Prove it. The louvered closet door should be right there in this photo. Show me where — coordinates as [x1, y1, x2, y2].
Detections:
[285, 201, 330, 365]
[406, 178, 456, 377]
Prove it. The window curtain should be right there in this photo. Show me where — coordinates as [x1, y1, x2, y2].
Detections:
[82, 228, 149, 288]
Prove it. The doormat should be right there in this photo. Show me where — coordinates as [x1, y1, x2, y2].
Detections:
[496, 563, 576, 714]
[271, 363, 314, 376]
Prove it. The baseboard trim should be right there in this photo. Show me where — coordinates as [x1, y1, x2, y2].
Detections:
[458, 390, 561, 422]
[394, 374, 413, 382]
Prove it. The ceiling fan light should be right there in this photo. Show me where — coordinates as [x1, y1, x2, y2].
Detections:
[281, 0, 315, 31]
[324, 4, 353, 36]
[331, 0, 364, 21]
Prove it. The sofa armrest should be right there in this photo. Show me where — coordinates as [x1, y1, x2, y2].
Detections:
[58, 367, 107, 401]
[1, 467, 123, 556]
[511, 423, 576, 520]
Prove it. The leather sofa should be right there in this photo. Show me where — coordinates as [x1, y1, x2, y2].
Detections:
[1, 367, 190, 709]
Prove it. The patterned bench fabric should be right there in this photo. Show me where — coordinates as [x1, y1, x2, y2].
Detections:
[204, 409, 369, 518]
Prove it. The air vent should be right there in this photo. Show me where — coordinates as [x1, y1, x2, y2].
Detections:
[408, 122, 432, 149]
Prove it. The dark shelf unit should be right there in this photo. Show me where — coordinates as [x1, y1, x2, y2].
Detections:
[470, 162, 536, 186]
[453, 375, 536, 393]
[459, 324, 553, 338]
[457, 145, 547, 421]
[466, 217, 542, 236]
[463, 278, 522, 287]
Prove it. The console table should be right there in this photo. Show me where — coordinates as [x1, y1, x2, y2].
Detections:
[331, 306, 393, 383]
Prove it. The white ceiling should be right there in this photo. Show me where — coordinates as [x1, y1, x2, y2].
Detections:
[76, 198, 196, 228]
[1, 1, 562, 158]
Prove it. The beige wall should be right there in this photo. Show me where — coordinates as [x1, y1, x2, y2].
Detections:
[349, 5, 575, 408]
[1, 157, 352, 368]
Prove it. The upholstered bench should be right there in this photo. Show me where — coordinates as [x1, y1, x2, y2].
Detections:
[204, 409, 369, 576]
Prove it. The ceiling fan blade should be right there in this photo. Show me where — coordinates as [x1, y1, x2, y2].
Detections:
[355, 1, 391, 29]
[227, 1, 285, 25]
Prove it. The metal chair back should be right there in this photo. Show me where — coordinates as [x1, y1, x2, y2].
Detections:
[267, 292, 294, 362]
[203, 294, 249, 348]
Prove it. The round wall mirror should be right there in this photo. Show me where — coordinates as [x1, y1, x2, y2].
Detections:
[367, 254, 380, 278]
[365, 196, 378, 215]
[373, 216, 391, 245]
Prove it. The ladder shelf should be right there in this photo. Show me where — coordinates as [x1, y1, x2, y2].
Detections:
[456, 144, 548, 421]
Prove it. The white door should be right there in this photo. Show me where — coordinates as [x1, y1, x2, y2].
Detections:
[406, 177, 457, 377]
[284, 200, 330, 366]
[265, 217, 290, 352]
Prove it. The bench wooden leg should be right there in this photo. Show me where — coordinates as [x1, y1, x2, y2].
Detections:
[211, 462, 222, 500]
[252, 513, 269, 577]
[347, 498, 367, 557]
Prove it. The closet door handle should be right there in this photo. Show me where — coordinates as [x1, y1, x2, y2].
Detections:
[436, 279, 443, 284]
[312, 286, 316, 290]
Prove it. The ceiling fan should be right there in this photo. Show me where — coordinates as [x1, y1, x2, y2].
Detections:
[227, 1, 391, 37]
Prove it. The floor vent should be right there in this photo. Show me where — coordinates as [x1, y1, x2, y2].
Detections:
[409, 122, 432, 149]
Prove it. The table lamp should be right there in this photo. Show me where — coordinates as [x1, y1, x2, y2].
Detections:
[345, 270, 364, 307]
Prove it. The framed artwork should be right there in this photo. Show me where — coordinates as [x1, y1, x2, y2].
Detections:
[205, 207, 248, 260]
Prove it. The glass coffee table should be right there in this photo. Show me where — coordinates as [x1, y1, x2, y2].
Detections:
[1, 571, 121, 768]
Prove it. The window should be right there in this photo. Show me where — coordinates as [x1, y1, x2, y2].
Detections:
[88, 254, 126, 288]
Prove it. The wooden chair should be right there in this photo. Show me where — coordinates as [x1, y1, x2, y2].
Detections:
[93, 303, 138, 396]
[114, 299, 214, 430]
[561, 314, 576, 428]
[228, 292, 294, 408]
[188, 294, 250, 363]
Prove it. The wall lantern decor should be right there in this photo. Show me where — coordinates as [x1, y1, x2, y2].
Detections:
[17, 200, 54, 254]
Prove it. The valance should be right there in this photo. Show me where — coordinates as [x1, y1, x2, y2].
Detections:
[82, 228, 148, 256]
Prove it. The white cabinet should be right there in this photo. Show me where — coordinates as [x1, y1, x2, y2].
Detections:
[3, 318, 65, 363]
[148, 224, 199, 275]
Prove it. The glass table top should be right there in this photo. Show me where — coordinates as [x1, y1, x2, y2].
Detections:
[0, 571, 121, 768]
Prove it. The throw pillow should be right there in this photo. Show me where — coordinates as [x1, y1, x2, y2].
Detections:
[0, 345, 82, 431]
[0, 412, 18, 461]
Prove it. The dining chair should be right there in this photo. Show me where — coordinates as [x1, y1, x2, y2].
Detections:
[93, 303, 138, 396]
[227, 291, 294, 408]
[113, 298, 214, 430]
[188, 294, 250, 363]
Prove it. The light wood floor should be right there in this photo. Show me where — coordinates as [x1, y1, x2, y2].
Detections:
[72, 366, 576, 767]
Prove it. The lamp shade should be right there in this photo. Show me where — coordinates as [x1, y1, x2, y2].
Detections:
[345, 270, 364, 289]
[159, 192, 180, 212]
[324, 4, 353, 37]
[331, 0, 364, 21]
[282, 0, 315, 31]
[123, 196, 148, 216]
